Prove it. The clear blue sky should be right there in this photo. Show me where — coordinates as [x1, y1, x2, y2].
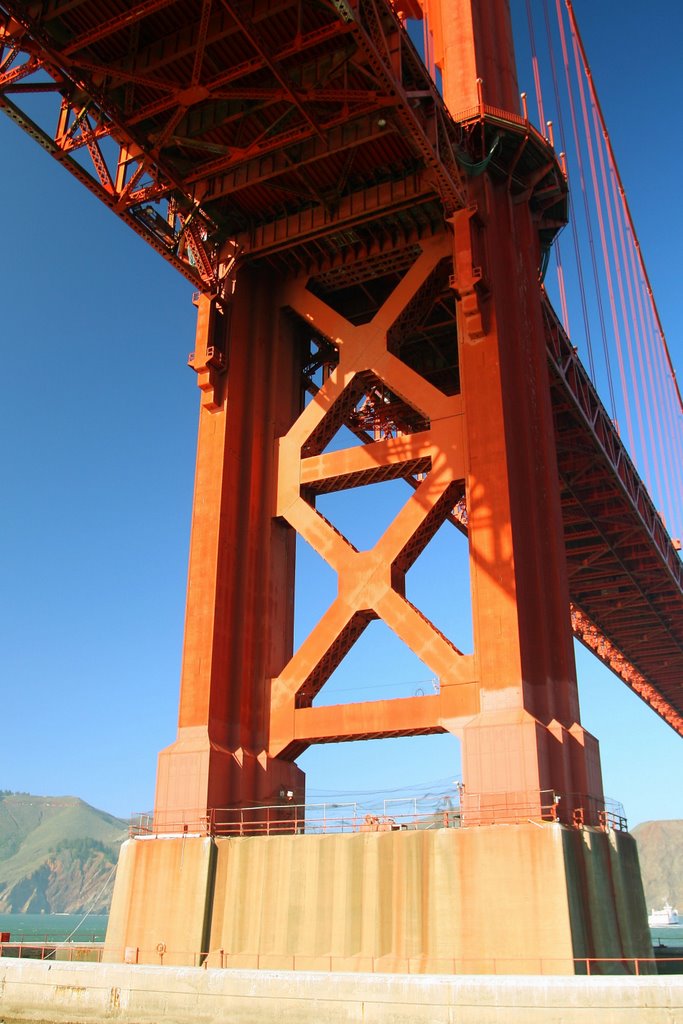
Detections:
[1, 2, 681, 826]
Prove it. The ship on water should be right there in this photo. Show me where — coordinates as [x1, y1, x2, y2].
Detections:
[648, 903, 680, 927]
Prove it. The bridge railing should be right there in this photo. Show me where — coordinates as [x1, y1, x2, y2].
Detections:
[129, 790, 626, 837]
[130, 796, 462, 838]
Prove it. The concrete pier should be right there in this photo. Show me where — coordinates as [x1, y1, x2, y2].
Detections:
[0, 960, 681, 1024]
[105, 824, 652, 972]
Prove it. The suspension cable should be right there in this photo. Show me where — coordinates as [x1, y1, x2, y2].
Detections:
[627, 211, 675, 528]
[617, 169, 672, 520]
[554, 0, 616, 419]
[653, 301, 683, 533]
[568, 17, 635, 455]
[564, 0, 683, 419]
[590, 89, 653, 494]
[525, 0, 546, 132]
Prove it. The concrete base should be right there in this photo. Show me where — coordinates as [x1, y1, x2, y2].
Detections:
[105, 835, 215, 967]
[1, 960, 681, 1024]
[104, 824, 652, 974]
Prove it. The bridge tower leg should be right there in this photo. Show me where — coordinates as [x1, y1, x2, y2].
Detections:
[433, 0, 604, 824]
[153, 270, 305, 828]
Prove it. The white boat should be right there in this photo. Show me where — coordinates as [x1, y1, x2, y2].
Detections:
[648, 902, 680, 926]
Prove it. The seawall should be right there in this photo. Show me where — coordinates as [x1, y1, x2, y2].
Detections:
[0, 959, 681, 1024]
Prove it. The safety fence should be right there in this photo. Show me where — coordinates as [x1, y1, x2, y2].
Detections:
[130, 794, 461, 838]
[1, 942, 681, 976]
[129, 789, 627, 837]
[0, 942, 102, 963]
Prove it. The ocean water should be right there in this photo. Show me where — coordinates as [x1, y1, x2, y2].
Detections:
[0, 912, 109, 943]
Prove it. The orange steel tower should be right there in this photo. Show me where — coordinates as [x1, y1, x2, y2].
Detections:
[3, 0, 662, 971]
[153, 0, 600, 834]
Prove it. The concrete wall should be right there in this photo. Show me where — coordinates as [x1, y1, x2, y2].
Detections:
[105, 836, 215, 966]
[0, 960, 681, 1024]
[208, 825, 578, 973]
[561, 827, 652, 965]
[105, 824, 652, 973]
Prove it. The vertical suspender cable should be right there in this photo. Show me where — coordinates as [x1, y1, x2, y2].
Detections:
[539, 0, 572, 339]
[555, 1, 616, 420]
[542, 0, 597, 375]
[624, 203, 675, 527]
[661, 361, 683, 538]
[600, 115, 660, 499]
[548, 0, 593, 380]
[525, 2, 572, 338]
[650, 299, 683, 534]
[564, 0, 682, 416]
[525, 0, 546, 132]
[567, 20, 636, 459]
[564, 0, 683, 441]
[648, 302, 683, 537]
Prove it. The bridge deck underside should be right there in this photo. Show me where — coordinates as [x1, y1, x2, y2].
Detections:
[546, 301, 683, 728]
[0, 0, 463, 282]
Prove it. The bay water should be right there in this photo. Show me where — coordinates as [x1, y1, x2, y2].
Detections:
[650, 923, 683, 949]
[0, 912, 109, 943]
[0, 912, 681, 951]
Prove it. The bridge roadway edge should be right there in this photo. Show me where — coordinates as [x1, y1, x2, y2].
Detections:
[0, 959, 681, 1024]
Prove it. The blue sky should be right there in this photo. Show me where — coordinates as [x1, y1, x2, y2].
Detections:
[1, 2, 681, 826]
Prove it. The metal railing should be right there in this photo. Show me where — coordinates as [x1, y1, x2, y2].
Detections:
[130, 795, 462, 838]
[0, 941, 103, 962]
[130, 789, 627, 838]
[460, 791, 627, 830]
[4, 942, 678, 976]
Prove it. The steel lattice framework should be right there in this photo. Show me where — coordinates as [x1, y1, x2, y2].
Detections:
[0, 0, 466, 287]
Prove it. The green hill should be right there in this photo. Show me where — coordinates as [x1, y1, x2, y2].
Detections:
[0, 792, 126, 913]
[631, 820, 683, 912]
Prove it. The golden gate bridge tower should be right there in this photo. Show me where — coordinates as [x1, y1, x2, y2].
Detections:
[3, 0, 682, 973]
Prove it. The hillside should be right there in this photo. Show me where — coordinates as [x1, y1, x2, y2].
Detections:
[632, 819, 683, 911]
[0, 792, 126, 914]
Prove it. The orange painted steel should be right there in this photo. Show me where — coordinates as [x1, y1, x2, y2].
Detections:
[157, 0, 600, 825]
[270, 234, 477, 761]
[156, 273, 305, 825]
[2, 0, 682, 835]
